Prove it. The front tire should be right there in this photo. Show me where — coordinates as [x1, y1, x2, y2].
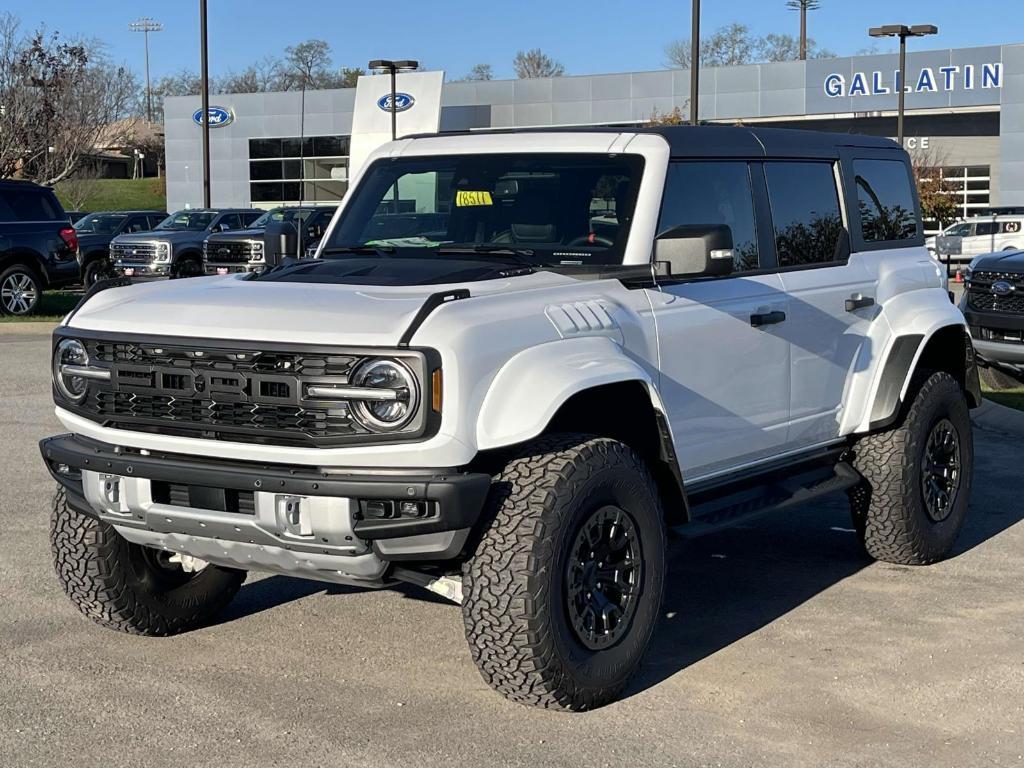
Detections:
[462, 434, 666, 711]
[82, 258, 111, 289]
[172, 258, 203, 279]
[848, 372, 973, 565]
[50, 488, 246, 635]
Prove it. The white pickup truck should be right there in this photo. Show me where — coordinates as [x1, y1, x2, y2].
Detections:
[42, 126, 980, 711]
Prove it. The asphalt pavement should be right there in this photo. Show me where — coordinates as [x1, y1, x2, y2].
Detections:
[1, 325, 1022, 768]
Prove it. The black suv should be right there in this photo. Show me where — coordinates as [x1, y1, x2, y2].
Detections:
[73, 210, 168, 287]
[0, 180, 79, 316]
[962, 250, 1024, 379]
[109, 208, 263, 280]
[203, 205, 337, 275]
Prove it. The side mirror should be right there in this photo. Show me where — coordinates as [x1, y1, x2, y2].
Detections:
[264, 220, 298, 267]
[654, 224, 734, 278]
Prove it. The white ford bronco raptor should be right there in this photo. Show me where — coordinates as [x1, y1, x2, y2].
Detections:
[42, 126, 980, 711]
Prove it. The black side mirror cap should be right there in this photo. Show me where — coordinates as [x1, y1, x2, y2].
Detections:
[654, 224, 734, 279]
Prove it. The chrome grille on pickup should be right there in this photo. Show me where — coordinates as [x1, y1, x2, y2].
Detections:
[205, 240, 254, 264]
[111, 241, 159, 265]
[78, 339, 373, 447]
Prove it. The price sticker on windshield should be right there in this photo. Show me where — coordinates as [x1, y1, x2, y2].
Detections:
[455, 190, 493, 207]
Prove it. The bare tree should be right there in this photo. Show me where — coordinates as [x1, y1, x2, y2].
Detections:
[513, 49, 564, 79]
[58, 161, 103, 211]
[0, 16, 137, 185]
[220, 56, 279, 94]
[758, 33, 834, 62]
[665, 23, 758, 68]
[648, 106, 687, 125]
[458, 63, 493, 81]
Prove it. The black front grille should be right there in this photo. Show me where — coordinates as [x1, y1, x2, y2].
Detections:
[967, 291, 1024, 314]
[152, 481, 256, 514]
[76, 339, 375, 446]
[205, 240, 254, 264]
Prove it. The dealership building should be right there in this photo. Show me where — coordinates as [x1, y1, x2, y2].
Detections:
[164, 42, 1024, 226]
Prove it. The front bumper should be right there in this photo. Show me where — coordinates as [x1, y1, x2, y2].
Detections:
[116, 261, 171, 280]
[41, 434, 491, 584]
[962, 301, 1024, 368]
[203, 262, 265, 276]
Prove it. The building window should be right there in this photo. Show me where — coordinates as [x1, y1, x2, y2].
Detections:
[248, 136, 350, 205]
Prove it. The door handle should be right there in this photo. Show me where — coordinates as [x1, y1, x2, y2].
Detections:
[845, 294, 875, 312]
[750, 310, 786, 327]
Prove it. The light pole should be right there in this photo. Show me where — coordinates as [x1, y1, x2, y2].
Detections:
[199, 0, 211, 207]
[689, 0, 700, 125]
[368, 59, 419, 140]
[868, 24, 938, 146]
[129, 17, 162, 123]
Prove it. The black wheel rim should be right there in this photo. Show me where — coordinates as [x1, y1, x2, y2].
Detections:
[565, 505, 643, 650]
[1, 271, 38, 314]
[921, 418, 962, 523]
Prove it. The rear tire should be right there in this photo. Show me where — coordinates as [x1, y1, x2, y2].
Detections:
[82, 258, 110, 289]
[462, 434, 666, 711]
[847, 372, 972, 565]
[50, 488, 245, 635]
[0, 264, 42, 316]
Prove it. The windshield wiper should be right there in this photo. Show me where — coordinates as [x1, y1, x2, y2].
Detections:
[434, 246, 540, 266]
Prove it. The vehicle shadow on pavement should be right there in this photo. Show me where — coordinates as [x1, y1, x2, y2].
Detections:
[627, 429, 1024, 700]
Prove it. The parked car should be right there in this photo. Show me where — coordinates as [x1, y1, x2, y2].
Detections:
[109, 208, 263, 279]
[0, 180, 79, 315]
[961, 250, 1024, 380]
[927, 215, 1024, 266]
[73, 210, 168, 287]
[41, 126, 980, 711]
[203, 205, 336, 275]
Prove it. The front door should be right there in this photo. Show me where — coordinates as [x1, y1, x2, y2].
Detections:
[649, 160, 791, 481]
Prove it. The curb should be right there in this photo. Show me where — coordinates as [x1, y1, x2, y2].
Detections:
[971, 399, 1024, 439]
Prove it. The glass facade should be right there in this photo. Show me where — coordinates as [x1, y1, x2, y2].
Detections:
[248, 136, 350, 205]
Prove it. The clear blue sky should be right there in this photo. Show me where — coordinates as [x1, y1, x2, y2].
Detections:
[4, 0, 1020, 81]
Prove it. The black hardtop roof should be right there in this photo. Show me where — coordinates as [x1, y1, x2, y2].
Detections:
[409, 124, 902, 159]
[169, 207, 260, 214]
[86, 209, 167, 215]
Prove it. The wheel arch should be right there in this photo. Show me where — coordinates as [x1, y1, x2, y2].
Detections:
[0, 250, 48, 287]
[473, 337, 689, 523]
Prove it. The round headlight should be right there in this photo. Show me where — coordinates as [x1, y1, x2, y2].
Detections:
[53, 339, 89, 403]
[351, 358, 418, 431]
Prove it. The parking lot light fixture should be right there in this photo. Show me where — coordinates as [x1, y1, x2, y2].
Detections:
[369, 59, 420, 141]
[868, 23, 939, 145]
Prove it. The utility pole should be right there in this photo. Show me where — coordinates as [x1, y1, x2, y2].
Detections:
[689, 0, 700, 125]
[787, 1, 819, 61]
[199, 0, 211, 207]
[129, 17, 163, 123]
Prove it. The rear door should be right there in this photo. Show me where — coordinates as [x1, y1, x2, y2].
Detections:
[649, 159, 792, 480]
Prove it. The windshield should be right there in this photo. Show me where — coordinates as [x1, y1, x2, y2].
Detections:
[250, 207, 319, 229]
[74, 213, 127, 234]
[324, 153, 644, 266]
[156, 210, 217, 231]
[945, 223, 971, 237]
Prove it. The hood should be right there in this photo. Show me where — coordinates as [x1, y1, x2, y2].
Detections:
[971, 249, 1024, 273]
[65, 267, 577, 347]
[206, 228, 263, 243]
[113, 230, 205, 246]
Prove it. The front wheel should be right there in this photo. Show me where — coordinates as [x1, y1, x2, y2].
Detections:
[462, 434, 666, 711]
[82, 258, 112, 289]
[848, 371, 973, 565]
[50, 488, 246, 635]
[172, 258, 203, 279]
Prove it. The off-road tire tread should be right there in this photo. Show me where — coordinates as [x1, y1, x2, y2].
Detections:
[848, 372, 971, 565]
[462, 433, 665, 711]
[50, 488, 245, 635]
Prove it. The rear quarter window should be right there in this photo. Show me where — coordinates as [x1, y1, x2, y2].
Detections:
[853, 159, 918, 242]
[0, 187, 63, 223]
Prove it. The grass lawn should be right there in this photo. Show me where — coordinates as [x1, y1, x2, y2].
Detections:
[983, 385, 1024, 411]
[55, 178, 166, 213]
[0, 291, 79, 323]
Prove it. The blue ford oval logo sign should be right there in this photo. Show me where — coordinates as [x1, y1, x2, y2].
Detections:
[192, 106, 234, 128]
[991, 280, 1014, 296]
[377, 93, 415, 112]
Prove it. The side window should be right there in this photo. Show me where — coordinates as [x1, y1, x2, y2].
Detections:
[658, 161, 759, 272]
[0, 188, 60, 222]
[126, 217, 148, 233]
[853, 159, 918, 242]
[217, 214, 240, 231]
[241, 211, 262, 227]
[764, 162, 844, 268]
[975, 221, 998, 237]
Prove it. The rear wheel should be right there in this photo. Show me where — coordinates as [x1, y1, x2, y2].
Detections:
[0, 264, 42, 316]
[462, 434, 666, 710]
[82, 258, 111, 288]
[50, 488, 245, 635]
[847, 372, 973, 565]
